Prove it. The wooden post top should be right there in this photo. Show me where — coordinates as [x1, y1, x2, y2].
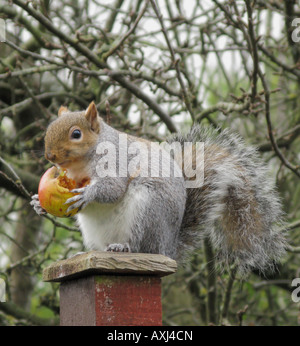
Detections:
[43, 251, 177, 282]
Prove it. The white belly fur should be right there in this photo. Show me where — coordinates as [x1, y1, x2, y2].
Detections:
[76, 186, 147, 251]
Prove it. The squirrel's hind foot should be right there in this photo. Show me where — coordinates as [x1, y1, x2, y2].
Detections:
[105, 243, 131, 253]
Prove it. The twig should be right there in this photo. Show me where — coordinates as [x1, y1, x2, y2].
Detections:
[7, 241, 50, 272]
[206, 31, 233, 92]
[258, 43, 300, 79]
[43, 214, 80, 233]
[258, 124, 300, 152]
[245, 0, 259, 103]
[150, 0, 195, 122]
[284, 219, 300, 231]
[105, 0, 125, 33]
[204, 238, 217, 325]
[253, 280, 291, 289]
[287, 246, 300, 254]
[259, 69, 300, 178]
[237, 305, 248, 326]
[196, 100, 250, 122]
[105, 100, 112, 125]
[0, 64, 61, 80]
[222, 266, 237, 321]
[4, 40, 100, 77]
[18, 76, 52, 119]
[0, 157, 31, 199]
[102, 0, 150, 60]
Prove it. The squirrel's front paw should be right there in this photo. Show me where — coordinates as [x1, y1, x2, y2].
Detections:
[30, 194, 46, 216]
[65, 186, 90, 213]
[105, 243, 131, 253]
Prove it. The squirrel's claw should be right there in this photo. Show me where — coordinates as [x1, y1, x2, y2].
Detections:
[105, 243, 131, 253]
[65, 194, 82, 205]
[65, 187, 89, 213]
[71, 187, 88, 194]
[66, 203, 80, 213]
[30, 194, 47, 215]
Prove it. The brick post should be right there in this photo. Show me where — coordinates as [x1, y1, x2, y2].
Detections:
[43, 251, 177, 326]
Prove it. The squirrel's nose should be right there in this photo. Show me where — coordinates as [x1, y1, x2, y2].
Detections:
[45, 152, 56, 162]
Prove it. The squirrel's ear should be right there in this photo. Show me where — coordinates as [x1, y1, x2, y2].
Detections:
[85, 101, 100, 133]
[58, 106, 69, 117]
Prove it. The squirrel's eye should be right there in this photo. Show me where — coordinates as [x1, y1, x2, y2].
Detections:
[71, 129, 81, 139]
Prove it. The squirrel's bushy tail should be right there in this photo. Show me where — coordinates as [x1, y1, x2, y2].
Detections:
[169, 125, 287, 276]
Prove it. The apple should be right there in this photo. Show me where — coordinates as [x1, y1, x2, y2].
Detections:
[38, 166, 82, 217]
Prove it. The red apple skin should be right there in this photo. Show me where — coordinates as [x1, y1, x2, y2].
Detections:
[38, 166, 78, 217]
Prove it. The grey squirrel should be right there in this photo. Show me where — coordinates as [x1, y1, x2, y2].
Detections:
[31, 101, 287, 275]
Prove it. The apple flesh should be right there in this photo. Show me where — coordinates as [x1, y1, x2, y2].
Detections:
[38, 166, 81, 217]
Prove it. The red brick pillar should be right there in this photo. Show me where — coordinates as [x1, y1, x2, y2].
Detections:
[43, 251, 177, 326]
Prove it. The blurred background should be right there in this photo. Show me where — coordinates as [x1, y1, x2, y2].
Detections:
[0, 0, 299, 326]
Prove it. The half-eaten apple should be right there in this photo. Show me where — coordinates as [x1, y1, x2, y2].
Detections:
[38, 166, 87, 217]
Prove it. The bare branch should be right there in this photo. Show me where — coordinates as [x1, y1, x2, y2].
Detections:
[102, 0, 150, 60]
[11, 0, 177, 133]
[150, 0, 195, 121]
[259, 68, 300, 178]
